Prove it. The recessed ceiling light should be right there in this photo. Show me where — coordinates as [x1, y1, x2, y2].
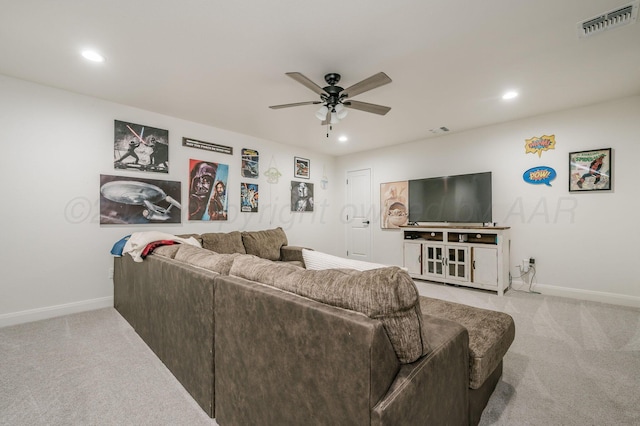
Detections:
[81, 50, 105, 63]
[338, 135, 348, 143]
[502, 91, 518, 100]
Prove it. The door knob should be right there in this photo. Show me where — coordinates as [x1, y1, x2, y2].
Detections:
[363, 220, 370, 224]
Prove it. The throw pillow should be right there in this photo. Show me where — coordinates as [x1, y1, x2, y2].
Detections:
[302, 249, 388, 271]
[175, 245, 243, 275]
[201, 231, 246, 254]
[241, 227, 288, 261]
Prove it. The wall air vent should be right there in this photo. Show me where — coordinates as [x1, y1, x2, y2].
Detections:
[578, 1, 639, 38]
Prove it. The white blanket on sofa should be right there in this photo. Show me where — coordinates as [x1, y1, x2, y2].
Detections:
[123, 231, 201, 262]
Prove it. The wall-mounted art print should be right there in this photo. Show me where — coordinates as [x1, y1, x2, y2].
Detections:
[114, 120, 169, 173]
[100, 174, 181, 224]
[241, 183, 259, 212]
[525, 134, 556, 157]
[241, 148, 259, 178]
[569, 148, 612, 192]
[182, 137, 233, 155]
[291, 181, 314, 212]
[523, 166, 557, 187]
[188, 159, 229, 221]
[380, 181, 409, 229]
[294, 157, 310, 179]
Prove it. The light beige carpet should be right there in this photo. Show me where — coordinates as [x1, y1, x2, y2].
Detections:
[1, 282, 639, 425]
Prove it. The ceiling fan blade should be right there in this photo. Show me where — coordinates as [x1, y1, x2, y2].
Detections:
[345, 100, 391, 115]
[286, 72, 325, 95]
[342, 72, 392, 98]
[269, 101, 322, 109]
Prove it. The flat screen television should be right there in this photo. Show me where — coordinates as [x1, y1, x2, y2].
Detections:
[408, 172, 492, 223]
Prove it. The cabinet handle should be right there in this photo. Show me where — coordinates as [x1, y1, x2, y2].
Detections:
[473, 260, 476, 269]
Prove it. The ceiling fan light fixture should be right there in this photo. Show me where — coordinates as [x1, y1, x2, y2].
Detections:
[330, 111, 340, 124]
[334, 103, 348, 119]
[315, 105, 329, 120]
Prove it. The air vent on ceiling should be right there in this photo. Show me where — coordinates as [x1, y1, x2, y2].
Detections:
[578, 1, 639, 38]
[429, 126, 450, 134]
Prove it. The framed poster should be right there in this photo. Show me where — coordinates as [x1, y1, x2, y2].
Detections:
[380, 181, 408, 228]
[569, 148, 612, 192]
[100, 174, 181, 224]
[188, 159, 229, 221]
[241, 183, 259, 212]
[241, 148, 259, 178]
[114, 120, 169, 173]
[291, 181, 314, 212]
[294, 157, 310, 179]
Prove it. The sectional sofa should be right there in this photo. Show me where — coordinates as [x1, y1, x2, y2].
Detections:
[113, 227, 515, 425]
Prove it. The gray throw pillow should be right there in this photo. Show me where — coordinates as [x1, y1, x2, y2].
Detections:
[241, 227, 288, 261]
[201, 231, 246, 254]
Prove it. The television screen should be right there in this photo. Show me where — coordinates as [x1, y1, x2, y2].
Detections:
[408, 172, 492, 223]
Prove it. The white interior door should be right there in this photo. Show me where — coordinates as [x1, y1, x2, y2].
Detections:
[346, 168, 372, 261]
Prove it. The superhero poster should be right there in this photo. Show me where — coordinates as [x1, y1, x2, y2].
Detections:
[188, 159, 229, 220]
[569, 148, 612, 192]
[241, 183, 259, 212]
[113, 120, 169, 173]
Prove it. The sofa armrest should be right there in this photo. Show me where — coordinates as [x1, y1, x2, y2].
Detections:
[372, 315, 470, 425]
[279, 245, 307, 263]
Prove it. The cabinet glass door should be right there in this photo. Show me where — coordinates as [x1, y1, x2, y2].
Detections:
[446, 246, 468, 281]
[424, 244, 444, 277]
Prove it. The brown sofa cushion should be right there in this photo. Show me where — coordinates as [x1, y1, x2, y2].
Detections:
[201, 231, 246, 254]
[151, 244, 182, 258]
[419, 297, 515, 389]
[175, 244, 243, 275]
[229, 255, 304, 284]
[241, 227, 288, 261]
[231, 256, 429, 364]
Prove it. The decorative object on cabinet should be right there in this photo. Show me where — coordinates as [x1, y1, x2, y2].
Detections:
[380, 181, 408, 229]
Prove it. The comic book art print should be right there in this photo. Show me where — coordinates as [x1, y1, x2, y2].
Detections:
[113, 120, 169, 173]
[569, 148, 612, 192]
[380, 181, 409, 228]
[100, 174, 181, 224]
[291, 181, 314, 212]
[241, 183, 259, 212]
[241, 148, 259, 178]
[188, 159, 229, 220]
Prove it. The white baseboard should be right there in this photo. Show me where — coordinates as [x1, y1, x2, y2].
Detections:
[511, 280, 640, 309]
[0, 296, 114, 328]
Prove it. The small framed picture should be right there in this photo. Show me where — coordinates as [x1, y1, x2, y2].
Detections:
[294, 157, 310, 179]
[569, 148, 612, 192]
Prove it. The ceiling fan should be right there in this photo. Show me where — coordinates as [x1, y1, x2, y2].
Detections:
[269, 72, 392, 125]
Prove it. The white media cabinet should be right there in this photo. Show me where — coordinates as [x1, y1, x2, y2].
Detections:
[402, 225, 511, 296]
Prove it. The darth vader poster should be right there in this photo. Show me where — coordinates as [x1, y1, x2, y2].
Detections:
[188, 159, 229, 220]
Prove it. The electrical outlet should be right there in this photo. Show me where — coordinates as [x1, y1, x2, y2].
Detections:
[108, 268, 114, 279]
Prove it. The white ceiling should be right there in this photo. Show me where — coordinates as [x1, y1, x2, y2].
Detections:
[1, 0, 639, 156]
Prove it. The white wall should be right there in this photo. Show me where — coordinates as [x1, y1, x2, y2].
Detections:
[337, 96, 640, 307]
[0, 75, 341, 326]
